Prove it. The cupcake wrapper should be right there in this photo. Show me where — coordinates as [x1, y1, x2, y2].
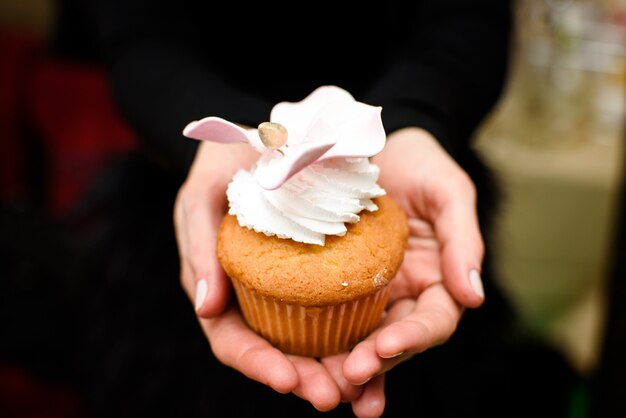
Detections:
[231, 278, 391, 357]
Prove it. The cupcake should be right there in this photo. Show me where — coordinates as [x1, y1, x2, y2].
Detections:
[183, 86, 408, 357]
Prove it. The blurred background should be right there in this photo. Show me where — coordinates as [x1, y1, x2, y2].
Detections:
[476, 0, 626, 404]
[0, 0, 624, 417]
[478, 0, 625, 377]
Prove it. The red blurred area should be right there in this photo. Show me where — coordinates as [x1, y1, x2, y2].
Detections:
[28, 59, 137, 214]
[0, 30, 36, 204]
[0, 363, 85, 418]
[1, 27, 137, 417]
[0, 28, 137, 214]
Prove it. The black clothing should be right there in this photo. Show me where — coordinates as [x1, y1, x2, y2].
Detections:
[90, 0, 511, 173]
[4, 1, 575, 417]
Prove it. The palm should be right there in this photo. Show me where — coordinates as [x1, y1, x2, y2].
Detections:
[389, 217, 441, 303]
[373, 130, 449, 308]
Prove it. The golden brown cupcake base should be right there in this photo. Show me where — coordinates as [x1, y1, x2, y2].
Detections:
[232, 277, 391, 357]
[218, 195, 408, 357]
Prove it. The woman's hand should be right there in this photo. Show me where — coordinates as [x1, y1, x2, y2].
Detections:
[174, 140, 345, 411]
[174, 140, 257, 317]
[338, 127, 486, 417]
[174, 127, 485, 416]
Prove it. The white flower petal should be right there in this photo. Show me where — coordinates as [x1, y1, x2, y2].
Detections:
[315, 101, 386, 161]
[270, 86, 355, 143]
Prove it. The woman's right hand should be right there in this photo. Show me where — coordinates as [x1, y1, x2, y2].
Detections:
[173, 141, 347, 411]
[174, 140, 257, 317]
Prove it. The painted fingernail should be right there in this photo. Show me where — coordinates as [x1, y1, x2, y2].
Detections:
[195, 279, 208, 311]
[469, 269, 484, 300]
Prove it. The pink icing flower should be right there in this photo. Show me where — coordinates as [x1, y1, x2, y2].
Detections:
[182, 86, 385, 190]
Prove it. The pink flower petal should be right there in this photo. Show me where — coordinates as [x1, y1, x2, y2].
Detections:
[182, 87, 386, 191]
[243, 129, 268, 154]
[270, 86, 355, 143]
[183, 117, 249, 143]
[255, 138, 337, 190]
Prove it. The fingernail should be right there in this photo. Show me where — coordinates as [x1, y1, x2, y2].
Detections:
[355, 376, 373, 386]
[195, 279, 208, 311]
[469, 269, 484, 300]
[380, 351, 404, 359]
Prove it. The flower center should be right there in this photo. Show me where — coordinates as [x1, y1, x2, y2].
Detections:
[258, 122, 288, 150]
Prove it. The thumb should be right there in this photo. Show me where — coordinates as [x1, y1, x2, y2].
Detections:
[177, 188, 231, 318]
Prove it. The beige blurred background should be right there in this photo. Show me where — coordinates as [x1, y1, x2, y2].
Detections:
[2, 0, 625, 378]
[476, 0, 625, 375]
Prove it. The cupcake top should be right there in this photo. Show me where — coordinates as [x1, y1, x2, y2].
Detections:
[183, 86, 388, 245]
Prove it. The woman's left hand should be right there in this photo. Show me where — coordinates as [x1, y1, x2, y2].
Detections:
[328, 127, 485, 417]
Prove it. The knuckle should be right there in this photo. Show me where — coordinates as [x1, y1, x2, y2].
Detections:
[453, 171, 477, 200]
[179, 262, 194, 289]
[419, 307, 457, 346]
[175, 181, 193, 206]
[188, 244, 206, 272]
[475, 234, 486, 256]
[433, 307, 458, 342]
[234, 343, 262, 370]
[178, 179, 225, 216]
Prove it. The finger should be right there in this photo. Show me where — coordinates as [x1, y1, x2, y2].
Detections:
[176, 141, 259, 317]
[343, 335, 383, 386]
[173, 200, 194, 297]
[345, 285, 462, 383]
[390, 235, 441, 302]
[201, 307, 299, 394]
[351, 374, 386, 418]
[288, 355, 341, 412]
[175, 194, 210, 307]
[179, 261, 195, 303]
[376, 283, 462, 358]
[434, 176, 485, 308]
[321, 353, 363, 402]
[181, 187, 231, 317]
[408, 217, 436, 238]
[342, 301, 411, 385]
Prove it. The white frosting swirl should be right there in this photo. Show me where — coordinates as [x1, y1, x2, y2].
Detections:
[226, 157, 386, 246]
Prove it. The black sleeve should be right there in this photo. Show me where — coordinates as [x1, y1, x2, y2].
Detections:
[89, 0, 511, 173]
[88, 1, 273, 174]
[366, 0, 512, 155]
